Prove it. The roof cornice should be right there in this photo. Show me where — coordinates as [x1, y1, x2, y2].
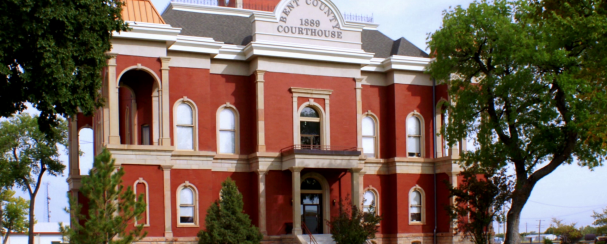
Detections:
[113, 21, 182, 45]
[362, 56, 433, 72]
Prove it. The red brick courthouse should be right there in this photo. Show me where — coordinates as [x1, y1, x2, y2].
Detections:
[66, 0, 466, 243]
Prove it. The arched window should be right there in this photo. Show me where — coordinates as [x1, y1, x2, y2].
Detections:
[218, 108, 237, 154]
[133, 178, 150, 226]
[178, 184, 198, 225]
[175, 103, 194, 150]
[409, 185, 425, 224]
[407, 116, 422, 157]
[362, 116, 378, 158]
[300, 107, 321, 149]
[362, 189, 379, 214]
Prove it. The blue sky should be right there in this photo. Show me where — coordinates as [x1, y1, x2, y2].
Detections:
[12, 0, 606, 234]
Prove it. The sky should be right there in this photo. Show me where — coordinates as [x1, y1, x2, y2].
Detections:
[9, 0, 607, 235]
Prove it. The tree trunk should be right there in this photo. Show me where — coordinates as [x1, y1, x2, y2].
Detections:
[504, 181, 535, 244]
[3, 227, 10, 244]
[28, 196, 35, 244]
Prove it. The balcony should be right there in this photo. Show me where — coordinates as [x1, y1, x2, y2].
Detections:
[280, 145, 362, 170]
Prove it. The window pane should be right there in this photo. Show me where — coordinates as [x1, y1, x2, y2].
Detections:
[300, 107, 319, 118]
[362, 117, 375, 136]
[176, 126, 193, 150]
[180, 206, 194, 223]
[363, 191, 375, 207]
[407, 117, 421, 135]
[176, 104, 193, 125]
[410, 191, 421, 205]
[362, 137, 375, 157]
[219, 131, 235, 153]
[407, 137, 420, 156]
[411, 206, 421, 214]
[219, 109, 235, 130]
[300, 121, 320, 135]
[411, 212, 421, 221]
[141, 125, 150, 145]
[180, 188, 194, 205]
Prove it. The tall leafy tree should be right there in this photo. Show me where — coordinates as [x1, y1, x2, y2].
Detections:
[1, 189, 30, 244]
[446, 165, 513, 244]
[198, 178, 262, 244]
[427, 0, 607, 243]
[0, 114, 67, 244]
[61, 148, 146, 244]
[592, 207, 607, 235]
[0, 0, 128, 134]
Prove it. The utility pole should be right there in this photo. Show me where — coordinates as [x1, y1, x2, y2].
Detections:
[45, 182, 51, 222]
[537, 220, 543, 244]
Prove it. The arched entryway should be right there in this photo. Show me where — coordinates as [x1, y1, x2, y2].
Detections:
[117, 69, 159, 145]
[300, 172, 330, 234]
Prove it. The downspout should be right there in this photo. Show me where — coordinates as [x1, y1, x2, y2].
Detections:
[433, 79, 438, 244]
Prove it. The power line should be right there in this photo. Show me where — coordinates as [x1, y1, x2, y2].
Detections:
[527, 200, 607, 209]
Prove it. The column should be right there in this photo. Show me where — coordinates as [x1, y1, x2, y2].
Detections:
[290, 167, 303, 235]
[350, 168, 362, 207]
[68, 117, 79, 177]
[355, 78, 363, 151]
[257, 170, 268, 235]
[255, 70, 266, 152]
[292, 96, 298, 146]
[161, 165, 173, 238]
[160, 57, 171, 146]
[108, 54, 120, 145]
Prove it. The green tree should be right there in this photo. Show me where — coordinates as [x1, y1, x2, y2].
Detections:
[580, 225, 597, 236]
[446, 165, 513, 244]
[427, 0, 607, 243]
[0, 114, 67, 244]
[198, 178, 262, 244]
[0, 0, 128, 134]
[551, 219, 583, 244]
[592, 207, 607, 235]
[1, 189, 30, 244]
[60, 149, 146, 244]
[328, 202, 382, 244]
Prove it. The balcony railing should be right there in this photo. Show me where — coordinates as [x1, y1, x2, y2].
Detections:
[280, 145, 360, 156]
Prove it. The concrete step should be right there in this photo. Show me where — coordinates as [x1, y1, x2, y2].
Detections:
[299, 234, 336, 244]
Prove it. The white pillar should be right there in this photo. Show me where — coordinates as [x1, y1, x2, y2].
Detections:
[257, 170, 268, 235]
[350, 168, 362, 207]
[355, 78, 363, 151]
[255, 71, 266, 152]
[108, 54, 120, 145]
[160, 57, 171, 146]
[161, 165, 173, 237]
[290, 167, 303, 235]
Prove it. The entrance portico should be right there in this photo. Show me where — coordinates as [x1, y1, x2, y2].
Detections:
[288, 167, 362, 236]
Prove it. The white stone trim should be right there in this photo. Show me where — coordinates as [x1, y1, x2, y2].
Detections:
[113, 21, 181, 43]
[176, 181, 200, 227]
[406, 111, 425, 158]
[216, 103, 241, 155]
[173, 97, 199, 151]
[133, 178, 150, 227]
[409, 185, 426, 225]
[435, 98, 448, 158]
[168, 35, 224, 55]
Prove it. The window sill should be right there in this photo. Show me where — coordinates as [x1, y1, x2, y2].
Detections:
[177, 223, 199, 228]
[409, 221, 425, 225]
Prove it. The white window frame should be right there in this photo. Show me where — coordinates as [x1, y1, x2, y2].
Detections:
[362, 111, 379, 158]
[173, 97, 198, 151]
[362, 186, 380, 216]
[216, 103, 240, 155]
[133, 178, 150, 227]
[298, 104, 324, 148]
[409, 185, 426, 225]
[406, 111, 425, 158]
[176, 181, 199, 227]
[290, 87, 332, 147]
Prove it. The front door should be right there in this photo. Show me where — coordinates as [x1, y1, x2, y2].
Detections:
[301, 193, 323, 234]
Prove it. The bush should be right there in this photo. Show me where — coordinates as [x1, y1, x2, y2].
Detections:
[597, 241, 605, 244]
[543, 238, 553, 244]
[329, 202, 382, 244]
[197, 178, 262, 244]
